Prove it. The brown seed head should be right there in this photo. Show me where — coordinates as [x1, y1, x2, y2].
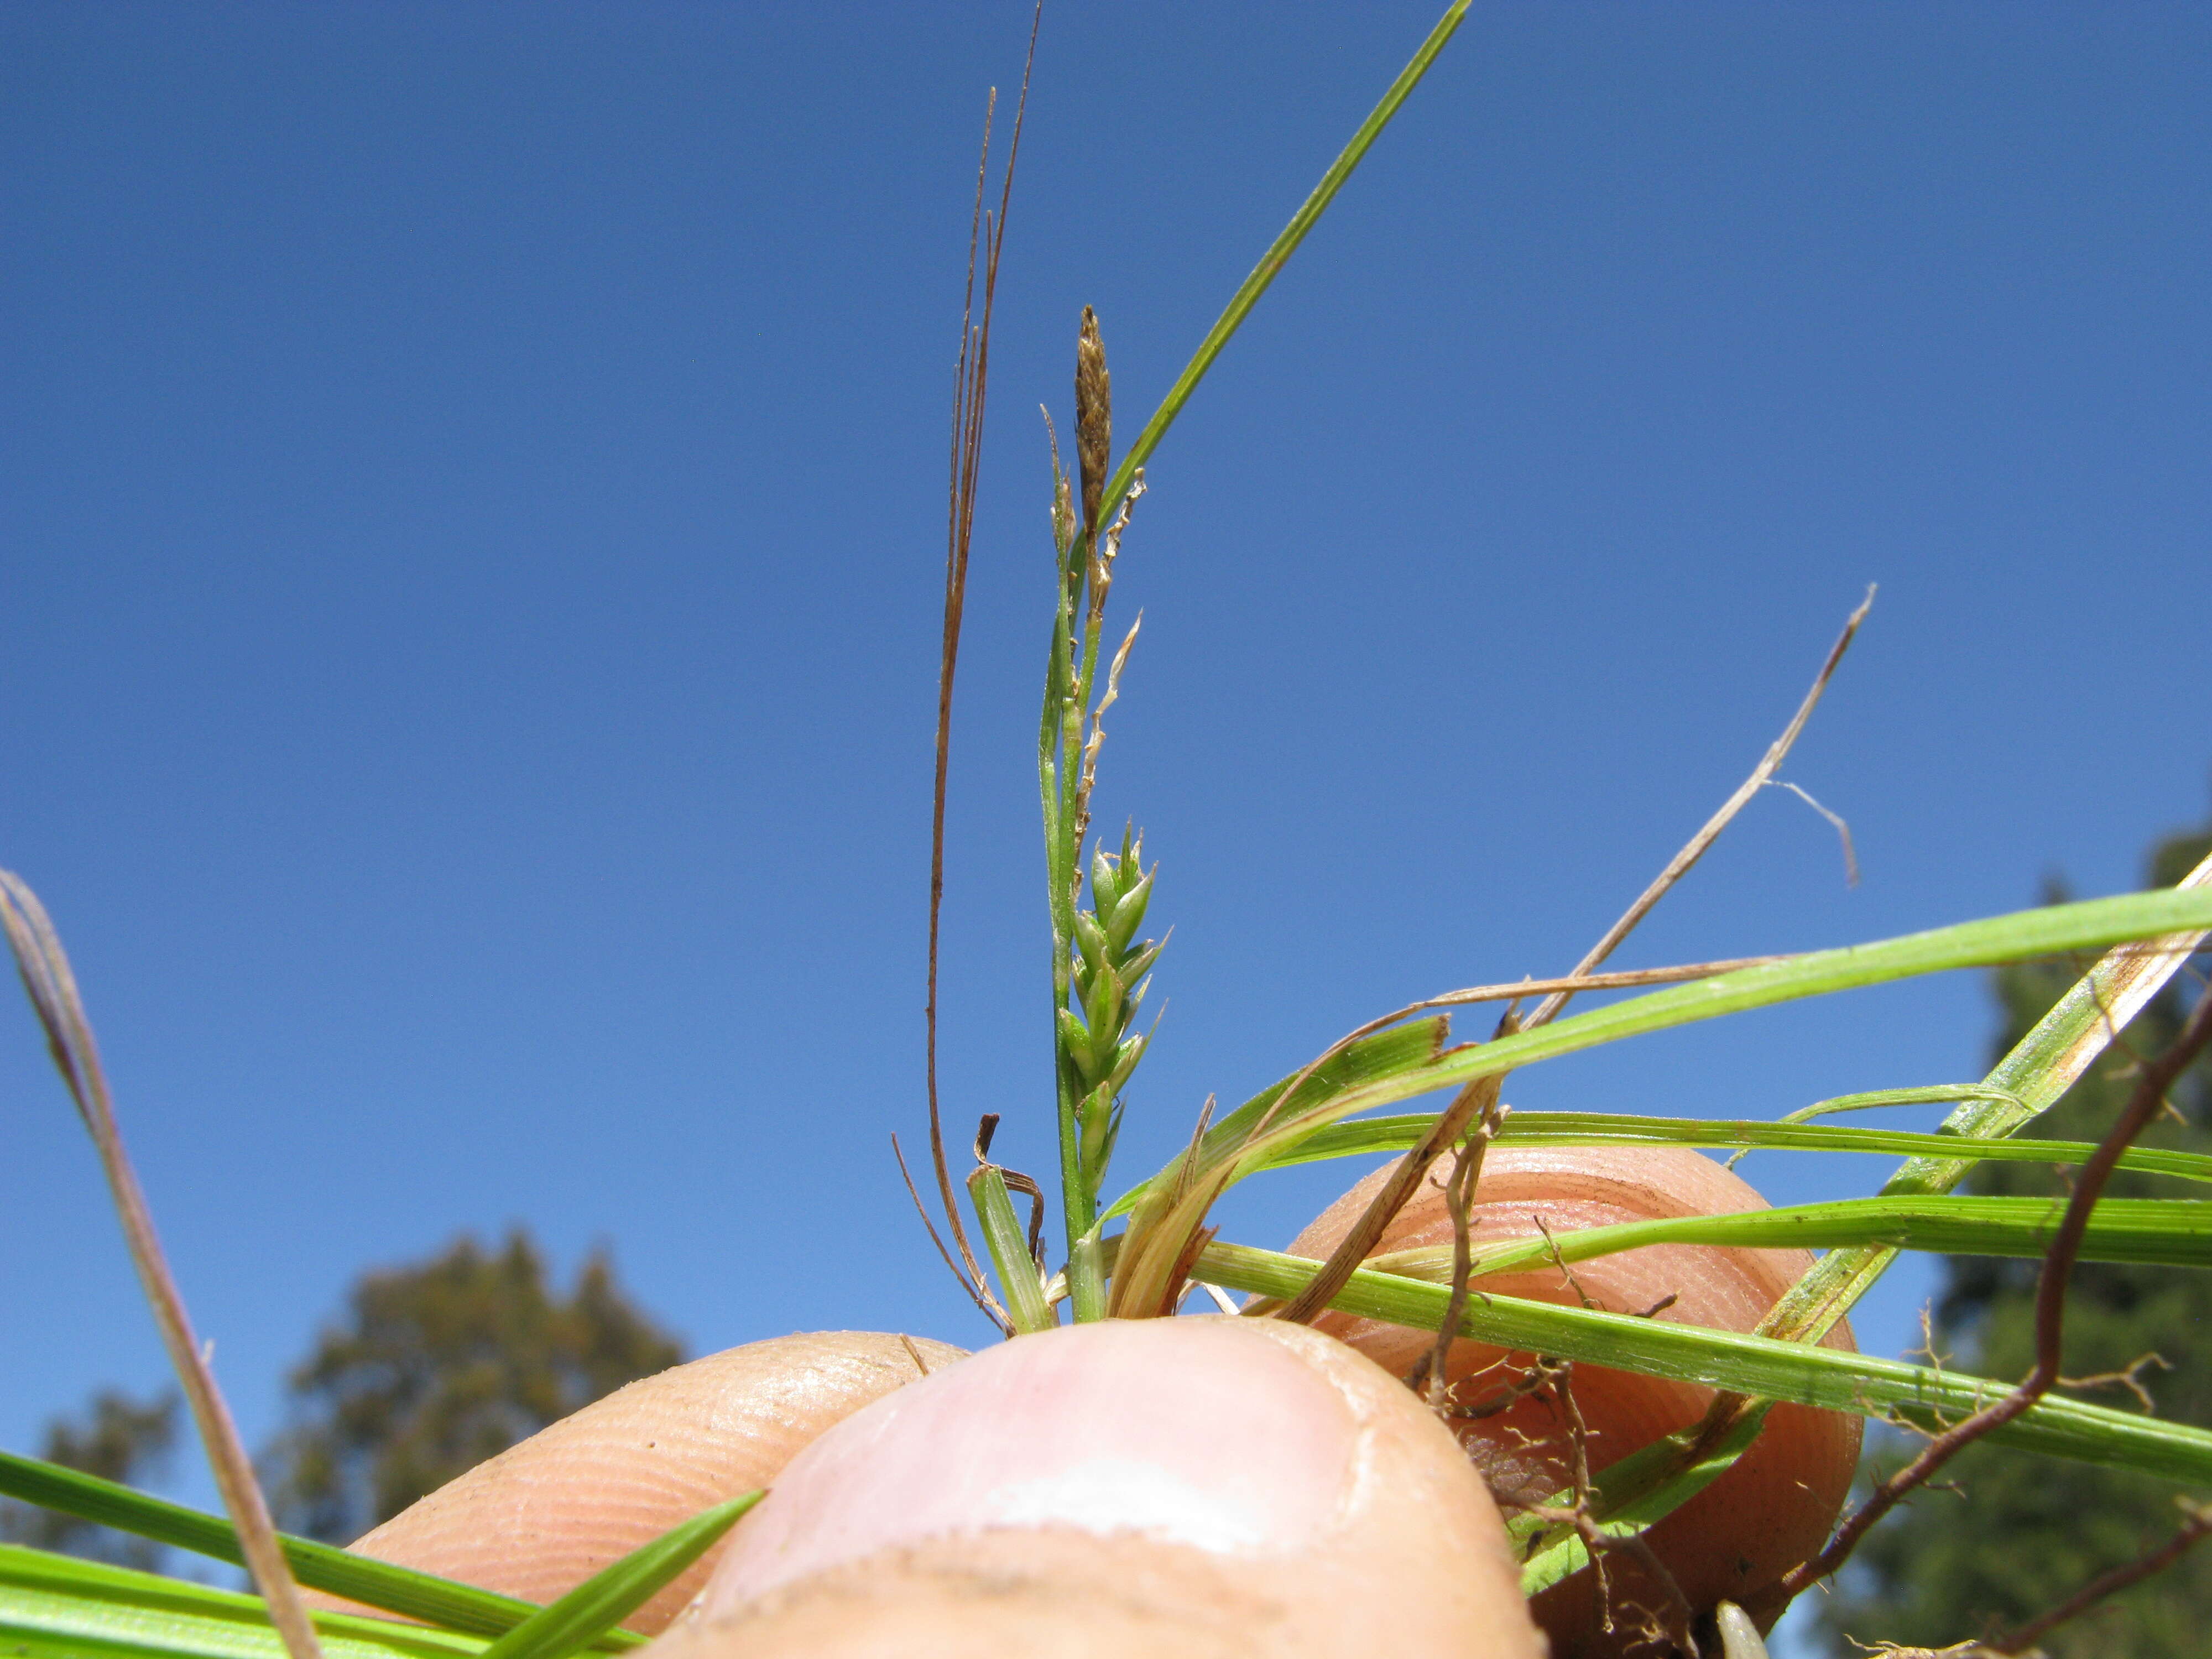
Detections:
[1075, 306, 1111, 535]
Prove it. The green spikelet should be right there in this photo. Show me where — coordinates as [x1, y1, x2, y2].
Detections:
[1063, 825, 1162, 1193]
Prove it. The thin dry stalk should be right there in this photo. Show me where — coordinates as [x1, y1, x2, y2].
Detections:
[1524, 586, 1874, 1032]
[923, 4, 1041, 1326]
[1777, 982, 2212, 1602]
[0, 871, 322, 1659]
[1276, 592, 1871, 1326]
[1420, 1107, 1502, 1409]
[1523, 1360, 1701, 1657]
[1979, 1497, 2212, 1655]
[893, 1133, 1010, 1333]
[1274, 1023, 1512, 1324]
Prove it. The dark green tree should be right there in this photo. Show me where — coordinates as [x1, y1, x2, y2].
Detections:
[267, 1229, 683, 1543]
[1827, 813, 2212, 1656]
[1, 1388, 178, 1569]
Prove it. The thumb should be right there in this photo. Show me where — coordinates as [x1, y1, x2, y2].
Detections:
[656, 1316, 1544, 1658]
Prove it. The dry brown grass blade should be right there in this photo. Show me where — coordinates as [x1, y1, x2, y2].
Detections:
[2005, 842, 2212, 1109]
[893, 1133, 1010, 1334]
[0, 869, 324, 1659]
[922, 2, 1041, 1329]
[1273, 1041, 1510, 1325]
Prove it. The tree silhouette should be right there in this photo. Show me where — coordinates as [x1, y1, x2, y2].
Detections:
[1, 1388, 178, 1568]
[1828, 811, 2212, 1656]
[267, 1229, 682, 1543]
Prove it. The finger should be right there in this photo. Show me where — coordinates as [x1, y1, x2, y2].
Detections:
[1288, 1144, 1860, 1655]
[322, 1331, 964, 1633]
[650, 1316, 1545, 1658]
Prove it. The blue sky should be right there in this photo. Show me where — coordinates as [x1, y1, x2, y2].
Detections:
[3, 1, 2208, 1603]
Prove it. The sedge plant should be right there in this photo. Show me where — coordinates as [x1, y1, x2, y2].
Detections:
[7, 6, 2212, 1659]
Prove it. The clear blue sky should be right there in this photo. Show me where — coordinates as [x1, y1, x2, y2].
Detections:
[4, 0, 2208, 1584]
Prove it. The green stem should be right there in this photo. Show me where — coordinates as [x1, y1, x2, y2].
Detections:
[1198, 1241, 2212, 1486]
[1039, 508, 1097, 1314]
[1058, 1055, 1104, 1320]
[967, 1165, 1055, 1335]
[1040, 3, 1475, 1318]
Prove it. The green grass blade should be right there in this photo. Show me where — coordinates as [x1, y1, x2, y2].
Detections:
[1766, 1084, 2025, 1126]
[1101, 1018, 1449, 1222]
[473, 1493, 761, 1659]
[1364, 1196, 2212, 1281]
[968, 1165, 1055, 1334]
[1764, 859, 2212, 1343]
[1219, 890, 2212, 1179]
[0, 1452, 637, 1647]
[1511, 1406, 1771, 1599]
[1112, 894, 2212, 1327]
[0, 1543, 488, 1659]
[1092, 2, 1471, 524]
[1257, 1110, 2212, 1185]
[1196, 1241, 2212, 1486]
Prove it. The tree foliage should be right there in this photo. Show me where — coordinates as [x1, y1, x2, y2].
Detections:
[0, 1387, 178, 1568]
[267, 1228, 683, 1543]
[1827, 813, 2212, 1656]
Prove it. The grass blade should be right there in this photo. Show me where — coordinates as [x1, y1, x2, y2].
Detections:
[1233, 891, 2212, 1177]
[968, 1164, 1054, 1334]
[1197, 1241, 2212, 1486]
[1100, 1018, 1450, 1222]
[1364, 1195, 2212, 1280]
[1255, 1110, 2212, 1187]
[0, 1544, 487, 1659]
[0, 872, 321, 1659]
[0, 1453, 638, 1648]
[1117, 891, 2212, 1292]
[1761, 844, 2212, 1344]
[1514, 1407, 1771, 1599]
[1093, 2, 1471, 524]
[473, 1493, 761, 1659]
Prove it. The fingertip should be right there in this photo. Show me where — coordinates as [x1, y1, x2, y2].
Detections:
[1291, 1144, 1864, 1653]
[328, 1331, 962, 1632]
[677, 1317, 1543, 1658]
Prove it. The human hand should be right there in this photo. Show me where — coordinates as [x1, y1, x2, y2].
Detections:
[333, 1147, 1854, 1656]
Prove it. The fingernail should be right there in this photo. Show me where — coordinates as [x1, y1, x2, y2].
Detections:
[701, 1317, 1356, 1613]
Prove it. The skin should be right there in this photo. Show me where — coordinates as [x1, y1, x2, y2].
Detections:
[343, 1319, 1543, 1657]
[336, 1147, 1853, 1656]
[1288, 1144, 1863, 1656]
[315, 1332, 966, 1632]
